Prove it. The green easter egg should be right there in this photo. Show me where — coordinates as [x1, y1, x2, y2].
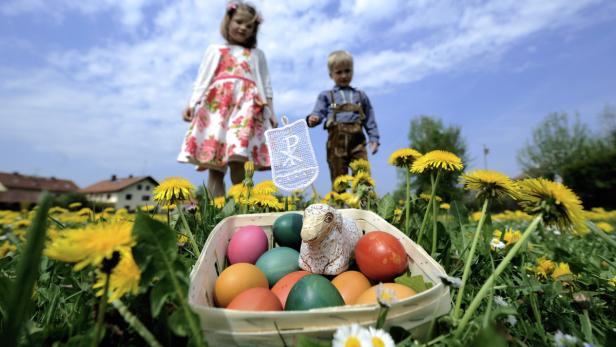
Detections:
[255, 247, 300, 287]
[285, 274, 345, 311]
[272, 213, 303, 250]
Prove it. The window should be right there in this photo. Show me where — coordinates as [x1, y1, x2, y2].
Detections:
[106, 194, 111, 199]
[145, 185, 151, 191]
[142, 195, 150, 201]
[137, 184, 142, 190]
[125, 205, 130, 210]
[126, 194, 132, 200]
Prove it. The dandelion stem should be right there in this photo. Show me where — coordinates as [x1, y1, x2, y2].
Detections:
[454, 214, 542, 337]
[112, 300, 163, 347]
[430, 172, 441, 255]
[92, 273, 110, 347]
[404, 170, 411, 235]
[453, 198, 489, 319]
[178, 207, 200, 258]
[580, 309, 594, 344]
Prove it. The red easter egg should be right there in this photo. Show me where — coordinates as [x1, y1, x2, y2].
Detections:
[355, 231, 408, 282]
[227, 225, 269, 264]
[227, 287, 282, 311]
[271, 270, 311, 308]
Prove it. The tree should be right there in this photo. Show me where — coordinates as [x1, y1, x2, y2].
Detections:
[398, 115, 468, 202]
[517, 112, 594, 179]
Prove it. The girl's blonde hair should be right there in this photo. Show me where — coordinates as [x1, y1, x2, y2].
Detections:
[220, 1, 261, 49]
[327, 50, 353, 72]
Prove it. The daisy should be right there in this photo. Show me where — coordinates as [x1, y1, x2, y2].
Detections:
[332, 324, 371, 347]
[367, 327, 395, 347]
[375, 283, 398, 307]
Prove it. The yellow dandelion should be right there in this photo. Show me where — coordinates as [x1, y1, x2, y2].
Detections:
[103, 207, 116, 214]
[517, 178, 587, 235]
[393, 208, 402, 223]
[471, 211, 483, 222]
[253, 180, 277, 195]
[503, 229, 522, 246]
[1, 241, 17, 258]
[249, 194, 284, 210]
[68, 202, 82, 209]
[349, 159, 371, 175]
[410, 150, 463, 174]
[352, 172, 375, 192]
[493, 229, 502, 239]
[212, 196, 226, 209]
[551, 262, 573, 280]
[93, 248, 141, 302]
[228, 183, 248, 201]
[534, 257, 556, 279]
[177, 232, 189, 245]
[244, 160, 255, 179]
[49, 206, 69, 215]
[139, 205, 156, 212]
[322, 191, 341, 204]
[333, 175, 354, 193]
[77, 207, 94, 217]
[340, 192, 360, 208]
[13, 219, 31, 228]
[388, 148, 422, 168]
[460, 170, 518, 201]
[153, 176, 195, 205]
[45, 221, 135, 271]
[596, 222, 613, 233]
[419, 193, 442, 202]
[608, 277, 616, 287]
[440, 203, 450, 210]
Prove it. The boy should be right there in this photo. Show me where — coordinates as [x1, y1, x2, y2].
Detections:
[307, 50, 380, 185]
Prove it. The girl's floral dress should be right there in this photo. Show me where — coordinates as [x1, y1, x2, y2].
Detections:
[178, 45, 271, 171]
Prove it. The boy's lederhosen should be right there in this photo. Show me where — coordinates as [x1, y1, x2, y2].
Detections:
[325, 90, 368, 183]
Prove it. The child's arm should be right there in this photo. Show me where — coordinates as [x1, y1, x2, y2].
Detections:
[360, 91, 380, 154]
[306, 92, 329, 127]
[188, 45, 219, 109]
[256, 49, 277, 127]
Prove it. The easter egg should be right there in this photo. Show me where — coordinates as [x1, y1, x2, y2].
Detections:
[256, 247, 301, 287]
[355, 231, 408, 281]
[272, 213, 303, 250]
[214, 263, 268, 308]
[227, 287, 282, 311]
[227, 225, 269, 264]
[331, 271, 372, 305]
[271, 270, 311, 308]
[285, 274, 345, 311]
[355, 283, 416, 305]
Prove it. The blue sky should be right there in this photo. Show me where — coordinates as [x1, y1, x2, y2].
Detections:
[1, 0, 615, 197]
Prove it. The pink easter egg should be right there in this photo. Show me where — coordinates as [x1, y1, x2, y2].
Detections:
[227, 225, 269, 264]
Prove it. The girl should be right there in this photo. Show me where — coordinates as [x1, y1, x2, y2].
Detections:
[177, 1, 277, 197]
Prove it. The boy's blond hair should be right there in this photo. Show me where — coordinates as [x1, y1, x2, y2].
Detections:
[327, 50, 353, 72]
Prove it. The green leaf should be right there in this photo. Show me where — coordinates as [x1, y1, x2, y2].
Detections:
[221, 199, 236, 218]
[377, 193, 395, 220]
[168, 309, 188, 337]
[469, 324, 507, 347]
[394, 273, 432, 293]
[295, 335, 331, 347]
[0, 193, 52, 345]
[150, 278, 172, 317]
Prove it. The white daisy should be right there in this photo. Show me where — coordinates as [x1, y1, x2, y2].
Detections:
[438, 275, 462, 288]
[375, 283, 398, 307]
[332, 324, 371, 347]
[554, 330, 578, 347]
[367, 327, 395, 347]
[493, 295, 508, 307]
[505, 315, 517, 326]
[490, 238, 506, 250]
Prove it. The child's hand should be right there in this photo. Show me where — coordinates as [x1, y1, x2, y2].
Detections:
[307, 115, 320, 127]
[369, 141, 379, 155]
[182, 106, 193, 122]
[270, 116, 278, 128]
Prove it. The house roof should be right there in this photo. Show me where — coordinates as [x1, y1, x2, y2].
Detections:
[0, 172, 79, 192]
[80, 175, 158, 194]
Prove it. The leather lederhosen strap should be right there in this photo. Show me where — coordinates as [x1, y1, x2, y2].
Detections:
[324, 90, 366, 129]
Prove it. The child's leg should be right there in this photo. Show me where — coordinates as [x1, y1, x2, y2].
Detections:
[327, 128, 350, 184]
[207, 169, 226, 197]
[229, 161, 246, 185]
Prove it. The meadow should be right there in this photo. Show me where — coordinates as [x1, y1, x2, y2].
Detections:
[0, 150, 615, 347]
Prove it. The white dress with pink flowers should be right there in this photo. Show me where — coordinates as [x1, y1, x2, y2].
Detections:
[177, 45, 272, 171]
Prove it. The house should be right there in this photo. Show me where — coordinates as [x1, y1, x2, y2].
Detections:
[81, 175, 159, 211]
[0, 171, 80, 209]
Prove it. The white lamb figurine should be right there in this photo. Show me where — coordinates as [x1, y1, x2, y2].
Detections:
[298, 204, 362, 275]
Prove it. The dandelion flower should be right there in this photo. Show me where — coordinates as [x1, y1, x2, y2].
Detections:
[552, 262, 573, 280]
[368, 327, 395, 347]
[393, 208, 402, 223]
[153, 176, 195, 205]
[517, 178, 587, 235]
[440, 203, 450, 210]
[140, 205, 155, 212]
[534, 257, 556, 278]
[45, 221, 135, 271]
[595, 222, 613, 233]
[250, 194, 283, 210]
[349, 159, 371, 175]
[460, 170, 518, 201]
[228, 183, 248, 201]
[322, 191, 341, 204]
[333, 175, 354, 193]
[388, 148, 422, 168]
[13, 219, 31, 228]
[493, 229, 502, 238]
[332, 324, 371, 347]
[419, 193, 442, 202]
[68, 202, 82, 209]
[93, 248, 140, 302]
[1, 241, 17, 258]
[352, 172, 375, 192]
[503, 229, 522, 246]
[253, 180, 277, 195]
[410, 150, 463, 174]
[212, 196, 225, 209]
[608, 278, 616, 287]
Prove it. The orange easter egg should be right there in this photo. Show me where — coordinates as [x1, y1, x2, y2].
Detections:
[214, 263, 268, 308]
[227, 287, 282, 311]
[271, 270, 311, 308]
[331, 271, 372, 305]
[354, 283, 416, 305]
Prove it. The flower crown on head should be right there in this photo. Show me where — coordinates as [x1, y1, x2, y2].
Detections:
[226, 0, 263, 23]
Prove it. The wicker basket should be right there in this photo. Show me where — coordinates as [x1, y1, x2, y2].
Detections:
[188, 209, 451, 346]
